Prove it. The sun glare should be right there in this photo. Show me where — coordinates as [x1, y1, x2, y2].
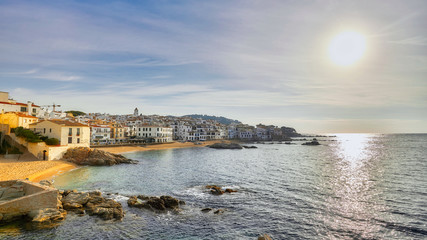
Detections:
[328, 31, 366, 66]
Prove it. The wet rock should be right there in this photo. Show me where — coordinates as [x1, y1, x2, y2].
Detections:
[201, 208, 212, 213]
[62, 192, 90, 211]
[61, 190, 124, 221]
[258, 234, 272, 240]
[27, 208, 67, 229]
[302, 139, 320, 146]
[160, 196, 180, 209]
[242, 145, 258, 149]
[224, 188, 238, 193]
[62, 147, 138, 166]
[85, 198, 124, 220]
[213, 209, 225, 215]
[206, 185, 237, 195]
[207, 143, 243, 149]
[145, 198, 166, 211]
[128, 195, 184, 213]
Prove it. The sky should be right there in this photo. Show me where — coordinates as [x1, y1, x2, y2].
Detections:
[1, 0, 426, 133]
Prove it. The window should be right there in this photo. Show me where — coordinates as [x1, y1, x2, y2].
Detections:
[68, 137, 72, 144]
[77, 138, 80, 144]
[50, 128, 52, 133]
[32, 108, 37, 113]
[68, 128, 72, 136]
[77, 128, 80, 136]
[43, 128, 46, 134]
[20, 107, 27, 112]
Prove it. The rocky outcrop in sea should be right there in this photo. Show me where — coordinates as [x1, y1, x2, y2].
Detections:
[60, 190, 124, 220]
[127, 195, 185, 212]
[62, 147, 138, 166]
[207, 143, 243, 149]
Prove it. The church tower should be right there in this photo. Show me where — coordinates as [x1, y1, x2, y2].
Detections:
[134, 107, 139, 116]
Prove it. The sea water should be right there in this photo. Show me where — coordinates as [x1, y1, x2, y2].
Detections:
[2, 134, 426, 239]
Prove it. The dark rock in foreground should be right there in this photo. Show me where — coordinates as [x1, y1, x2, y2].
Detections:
[61, 190, 124, 221]
[207, 143, 243, 149]
[62, 147, 138, 166]
[127, 195, 185, 212]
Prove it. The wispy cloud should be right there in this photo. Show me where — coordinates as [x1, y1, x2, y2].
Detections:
[2, 0, 427, 133]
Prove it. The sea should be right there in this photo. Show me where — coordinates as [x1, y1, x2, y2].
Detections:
[1, 134, 426, 239]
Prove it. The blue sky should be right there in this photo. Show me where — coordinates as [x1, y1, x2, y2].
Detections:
[1, 0, 426, 133]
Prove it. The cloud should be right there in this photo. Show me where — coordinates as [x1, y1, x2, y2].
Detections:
[1, 0, 427, 133]
[389, 36, 427, 46]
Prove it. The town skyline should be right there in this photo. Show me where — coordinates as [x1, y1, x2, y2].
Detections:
[1, 1, 426, 133]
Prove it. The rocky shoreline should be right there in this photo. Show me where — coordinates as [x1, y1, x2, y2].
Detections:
[62, 147, 138, 166]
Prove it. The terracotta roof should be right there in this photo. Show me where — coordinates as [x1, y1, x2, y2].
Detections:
[30, 119, 88, 127]
[1, 112, 38, 119]
[0, 101, 40, 107]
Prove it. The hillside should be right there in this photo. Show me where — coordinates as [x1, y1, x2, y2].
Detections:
[183, 114, 241, 125]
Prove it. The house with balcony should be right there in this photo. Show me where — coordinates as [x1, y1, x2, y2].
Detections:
[29, 120, 90, 147]
[136, 125, 173, 143]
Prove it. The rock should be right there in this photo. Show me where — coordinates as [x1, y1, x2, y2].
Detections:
[62, 192, 90, 211]
[210, 186, 225, 195]
[206, 185, 237, 195]
[302, 139, 320, 146]
[201, 208, 212, 212]
[160, 195, 180, 209]
[62, 147, 138, 166]
[207, 143, 243, 149]
[85, 198, 124, 221]
[242, 145, 258, 149]
[213, 209, 225, 215]
[145, 198, 166, 211]
[39, 180, 53, 187]
[60, 190, 123, 220]
[128, 195, 184, 212]
[27, 208, 67, 229]
[224, 188, 238, 193]
[258, 234, 272, 240]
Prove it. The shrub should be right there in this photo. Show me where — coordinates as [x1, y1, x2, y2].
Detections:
[13, 127, 43, 143]
[45, 138, 60, 146]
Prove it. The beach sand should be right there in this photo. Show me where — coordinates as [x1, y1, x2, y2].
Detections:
[100, 140, 228, 154]
[0, 157, 77, 182]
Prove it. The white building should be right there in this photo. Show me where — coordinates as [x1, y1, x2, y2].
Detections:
[136, 125, 173, 143]
[90, 125, 111, 144]
[0, 91, 41, 117]
[30, 119, 90, 147]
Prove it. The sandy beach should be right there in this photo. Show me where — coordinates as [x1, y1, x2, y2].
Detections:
[0, 157, 77, 182]
[100, 140, 228, 154]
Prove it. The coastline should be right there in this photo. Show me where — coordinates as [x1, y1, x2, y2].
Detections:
[0, 140, 228, 182]
[100, 140, 228, 154]
[0, 157, 78, 182]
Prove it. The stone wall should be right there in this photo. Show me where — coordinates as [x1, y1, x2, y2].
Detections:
[8, 133, 69, 160]
[0, 180, 59, 217]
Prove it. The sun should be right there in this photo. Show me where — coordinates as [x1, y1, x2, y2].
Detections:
[328, 31, 366, 66]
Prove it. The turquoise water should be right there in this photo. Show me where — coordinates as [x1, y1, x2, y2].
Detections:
[2, 134, 427, 239]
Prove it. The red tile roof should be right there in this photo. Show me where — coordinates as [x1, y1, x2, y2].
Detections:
[30, 119, 88, 127]
[1, 112, 38, 119]
[0, 101, 40, 107]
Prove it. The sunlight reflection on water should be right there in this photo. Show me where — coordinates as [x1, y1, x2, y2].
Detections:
[319, 134, 388, 239]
